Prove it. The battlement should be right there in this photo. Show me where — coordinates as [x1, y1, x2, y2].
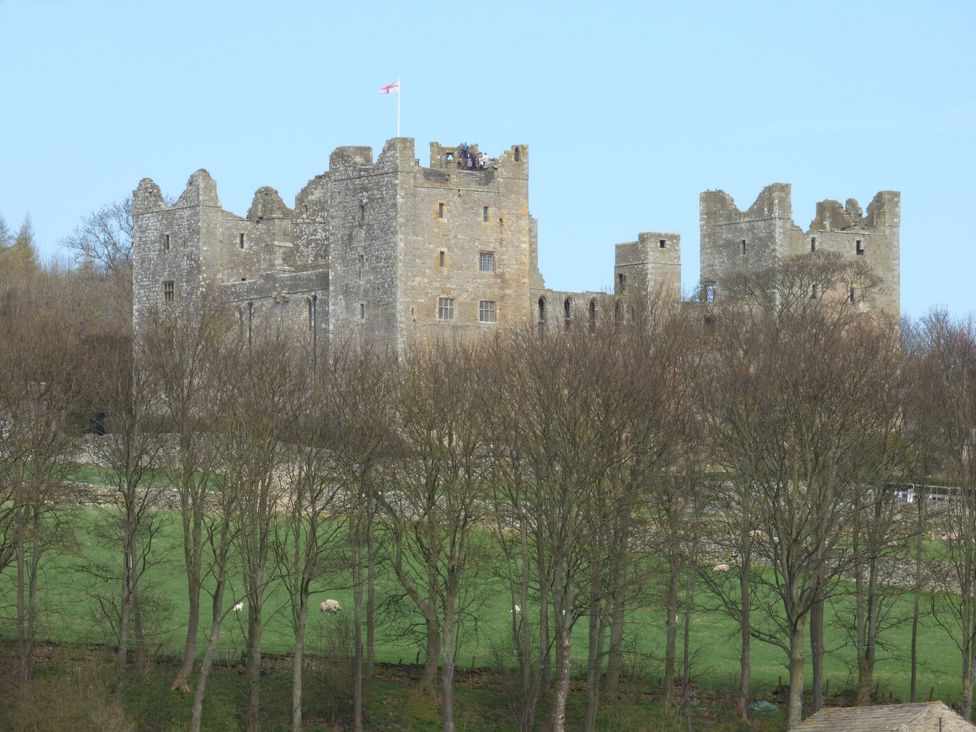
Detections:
[700, 183, 793, 225]
[809, 191, 900, 232]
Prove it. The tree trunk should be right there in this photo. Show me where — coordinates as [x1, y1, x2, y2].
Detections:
[190, 576, 228, 732]
[787, 621, 806, 729]
[584, 575, 605, 732]
[738, 557, 751, 722]
[366, 515, 376, 675]
[291, 594, 308, 732]
[663, 562, 679, 713]
[537, 523, 551, 693]
[516, 522, 538, 732]
[173, 507, 203, 691]
[551, 580, 574, 732]
[133, 586, 147, 671]
[442, 590, 456, 732]
[603, 555, 627, 698]
[353, 540, 365, 732]
[419, 616, 441, 695]
[810, 590, 825, 712]
[247, 602, 264, 732]
[118, 529, 136, 675]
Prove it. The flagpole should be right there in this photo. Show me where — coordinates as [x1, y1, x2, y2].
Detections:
[396, 77, 401, 137]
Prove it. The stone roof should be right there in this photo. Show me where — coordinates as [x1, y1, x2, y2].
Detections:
[794, 702, 976, 732]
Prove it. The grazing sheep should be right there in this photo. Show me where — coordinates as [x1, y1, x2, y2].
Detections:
[233, 601, 244, 612]
[512, 604, 521, 614]
[713, 563, 731, 573]
[320, 599, 342, 614]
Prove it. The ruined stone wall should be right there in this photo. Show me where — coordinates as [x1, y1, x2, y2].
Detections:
[700, 183, 900, 317]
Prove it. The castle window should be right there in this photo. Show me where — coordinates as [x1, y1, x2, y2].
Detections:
[360, 203, 365, 224]
[360, 303, 366, 320]
[810, 283, 819, 299]
[483, 206, 489, 222]
[617, 272, 626, 293]
[856, 239, 864, 255]
[359, 253, 365, 277]
[705, 282, 716, 303]
[741, 239, 747, 257]
[538, 297, 547, 323]
[239, 233, 245, 249]
[163, 280, 175, 303]
[438, 202, 445, 219]
[848, 287, 857, 303]
[439, 250, 446, 269]
[479, 300, 497, 323]
[811, 236, 817, 252]
[437, 297, 455, 321]
[563, 298, 572, 329]
[588, 299, 598, 333]
[659, 239, 666, 248]
[162, 233, 170, 252]
[479, 251, 495, 273]
[514, 146, 521, 162]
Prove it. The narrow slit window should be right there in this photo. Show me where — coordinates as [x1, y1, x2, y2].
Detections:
[617, 272, 626, 293]
[855, 239, 864, 255]
[360, 303, 366, 320]
[849, 287, 856, 303]
[358, 253, 365, 276]
[483, 206, 489, 222]
[360, 203, 365, 223]
[810, 283, 819, 299]
[741, 239, 747, 256]
[239, 233, 245, 249]
[439, 250, 446, 269]
[811, 236, 817, 252]
[162, 233, 170, 252]
[438, 202, 445, 219]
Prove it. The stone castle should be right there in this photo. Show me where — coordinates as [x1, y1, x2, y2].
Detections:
[132, 137, 899, 352]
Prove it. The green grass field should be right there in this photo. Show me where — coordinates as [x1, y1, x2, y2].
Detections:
[0, 504, 968, 728]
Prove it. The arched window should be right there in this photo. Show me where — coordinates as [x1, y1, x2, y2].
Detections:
[514, 146, 521, 162]
[538, 296, 547, 323]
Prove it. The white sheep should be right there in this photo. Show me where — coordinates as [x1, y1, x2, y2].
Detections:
[320, 599, 342, 614]
[713, 563, 731, 573]
[233, 600, 244, 612]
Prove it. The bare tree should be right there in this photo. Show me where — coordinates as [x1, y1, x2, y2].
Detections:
[0, 274, 88, 681]
[917, 312, 976, 718]
[141, 294, 231, 691]
[274, 358, 348, 732]
[87, 341, 166, 677]
[704, 254, 899, 727]
[377, 339, 492, 731]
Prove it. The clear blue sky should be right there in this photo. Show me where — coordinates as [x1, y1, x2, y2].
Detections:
[2, 0, 973, 319]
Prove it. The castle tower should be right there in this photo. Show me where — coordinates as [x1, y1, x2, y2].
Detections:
[614, 232, 682, 303]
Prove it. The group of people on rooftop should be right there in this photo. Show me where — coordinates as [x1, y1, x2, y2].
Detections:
[457, 142, 490, 170]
